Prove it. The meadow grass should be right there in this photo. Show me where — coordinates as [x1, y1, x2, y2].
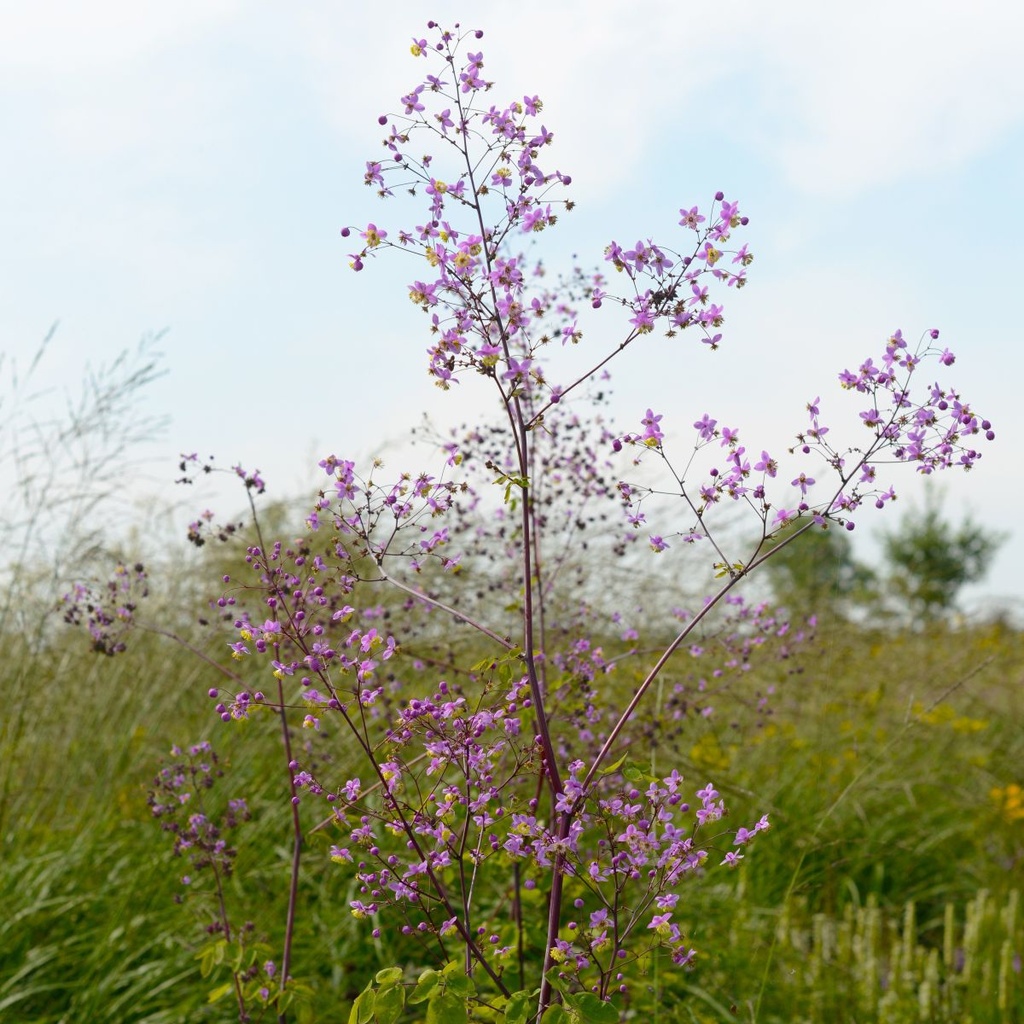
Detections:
[2, 596, 1022, 1021]
[655, 621, 1024, 1022]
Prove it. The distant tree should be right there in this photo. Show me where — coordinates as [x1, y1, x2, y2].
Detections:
[881, 487, 1005, 622]
[763, 521, 876, 620]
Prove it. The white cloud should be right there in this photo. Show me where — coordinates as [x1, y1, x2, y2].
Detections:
[9, 1, 1020, 212]
[725, 0, 1024, 195]
[0, 0, 240, 75]
[278, 0, 1024, 201]
[8, 0, 1024, 193]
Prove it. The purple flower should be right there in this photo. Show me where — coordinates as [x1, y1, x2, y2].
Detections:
[791, 472, 815, 495]
[629, 307, 655, 332]
[649, 913, 673, 935]
[693, 413, 718, 441]
[678, 206, 705, 230]
[641, 408, 664, 446]
[400, 86, 425, 114]
[754, 451, 777, 477]
[502, 356, 533, 382]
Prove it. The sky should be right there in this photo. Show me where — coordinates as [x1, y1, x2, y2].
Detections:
[3, 0, 1023, 614]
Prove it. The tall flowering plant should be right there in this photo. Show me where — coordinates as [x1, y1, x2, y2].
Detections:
[66, 21, 994, 1024]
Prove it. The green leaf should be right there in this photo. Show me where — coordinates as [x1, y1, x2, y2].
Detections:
[373, 982, 405, 1024]
[622, 762, 650, 783]
[504, 990, 533, 1024]
[349, 985, 375, 1024]
[491, 470, 529, 506]
[438, 963, 475, 999]
[599, 753, 628, 777]
[409, 969, 440, 1005]
[375, 967, 404, 986]
[196, 939, 228, 979]
[446, 973, 475, 998]
[568, 992, 619, 1024]
[540, 1005, 568, 1024]
[206, 981, 234, 1004]
[426, 989, 468, 1024]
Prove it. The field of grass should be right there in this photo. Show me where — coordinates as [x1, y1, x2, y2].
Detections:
[3, 567, 1022, 1024]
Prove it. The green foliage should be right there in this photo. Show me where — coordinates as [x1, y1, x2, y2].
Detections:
[345, 967, 623, 1024]
[663, 622, 1024, 1021]
[763, 490, 1006, 628]
[881, 487, 1005, 621]
[4, 605, 1023, 1021]
[0, 626, 366, 1022]
[718, 889, 1023, 1023]
[350, 963, 479, 1024]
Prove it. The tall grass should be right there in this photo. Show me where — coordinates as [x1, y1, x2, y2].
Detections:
[651, 621, 1024, 1022]
[2, 607, 1021, 1021]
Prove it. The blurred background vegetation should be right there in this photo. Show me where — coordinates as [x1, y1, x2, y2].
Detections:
[1, 337, 1021, 1023]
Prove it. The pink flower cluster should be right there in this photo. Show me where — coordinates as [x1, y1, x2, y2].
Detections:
[616, 328, 994, 561]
